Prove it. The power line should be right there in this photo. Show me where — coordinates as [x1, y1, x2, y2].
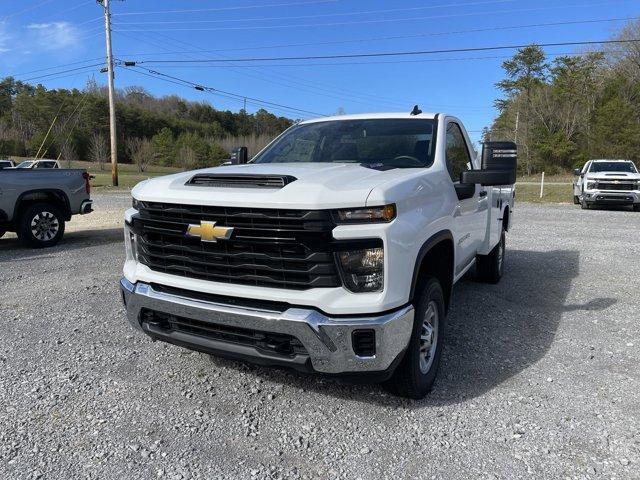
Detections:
[114, 0, 638, 32]
[1, 0, 55, 21]
[8, 58, 105, 78]
[129, 39, 640, 64]
[115, 0, 516, 25]
[114, 29, 413, 112]
[19, 63, 105, 82]
[137, 50, 611, 69]
[112, 0, 342, 16]
[124, 66, 323, 118]
[116, 16, 640, 56]
[121, 65, 328, 117]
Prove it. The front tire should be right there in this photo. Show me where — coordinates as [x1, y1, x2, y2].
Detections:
[17, 203, 65, 248]
[476, 230, 505, 284]
[634, 204, 640, 212]
[573, 195, 580, 205]
[581, 199, 590, 210]
[389, 276, 446, 399]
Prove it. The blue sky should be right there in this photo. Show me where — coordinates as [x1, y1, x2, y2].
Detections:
[1, 0, 638, 142]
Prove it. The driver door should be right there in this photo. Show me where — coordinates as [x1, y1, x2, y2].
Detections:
[445, 121, 488, 274]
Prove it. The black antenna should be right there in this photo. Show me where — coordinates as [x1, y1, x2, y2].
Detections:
[410, 105, 422, 115]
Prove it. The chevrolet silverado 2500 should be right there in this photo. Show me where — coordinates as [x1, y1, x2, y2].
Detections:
[573, 159, 640, 211]
[0, 168, 92, 247]
[120, 112, 517, 398]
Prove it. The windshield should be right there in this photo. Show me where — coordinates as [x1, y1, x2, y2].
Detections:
[589, 161, 637, 173]
[16, 161, 34, 168]
[253, 119, 437, 169]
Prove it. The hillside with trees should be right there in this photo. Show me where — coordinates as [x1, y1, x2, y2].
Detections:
[488, 20, 640, 175]
[0, 78, 292, 170]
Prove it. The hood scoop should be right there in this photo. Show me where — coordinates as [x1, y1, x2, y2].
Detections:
[187, 173, 297, 189]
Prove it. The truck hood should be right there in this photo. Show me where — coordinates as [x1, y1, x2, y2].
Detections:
[586, 172, 640, 181]
[132, 163, 415, 209]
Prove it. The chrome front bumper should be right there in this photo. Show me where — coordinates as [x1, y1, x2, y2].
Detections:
[583, 191, 639, 204]
[120, 279, 414, 374]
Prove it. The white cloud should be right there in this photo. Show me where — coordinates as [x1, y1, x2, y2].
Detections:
[26, 21, 79, 51]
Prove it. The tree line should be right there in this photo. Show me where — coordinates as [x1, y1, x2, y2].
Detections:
[488, 20, 640, 175]
[0, 78, 293, 170]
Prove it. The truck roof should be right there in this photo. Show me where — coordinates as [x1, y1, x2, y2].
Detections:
[590, 159, 633, 162]
[299, 112, 440, 124]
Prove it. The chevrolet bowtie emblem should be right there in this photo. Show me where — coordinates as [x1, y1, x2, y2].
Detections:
[186, 221, 234, 243]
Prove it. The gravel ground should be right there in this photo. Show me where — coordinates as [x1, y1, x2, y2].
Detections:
[1, 194, 639, 480]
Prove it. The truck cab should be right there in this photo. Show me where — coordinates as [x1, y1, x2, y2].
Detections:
[573, 159, 640, 210]
[120, 111, 516, 398]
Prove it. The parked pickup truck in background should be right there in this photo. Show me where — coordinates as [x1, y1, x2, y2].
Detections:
[0, 169, 93, 247]
[0, 160, 15, 169]
[12, 159, 61, 169]
[573, 159, 640, 211]
[120, 111, 517, 399]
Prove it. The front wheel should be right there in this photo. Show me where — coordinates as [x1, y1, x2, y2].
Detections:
[388, 276, 446, 399]
[573, 195, 580, 205]
[634, 204, 640, 212]
[17, 203, 66, 248]
[476, 230, 505, 284]
[581, 199, 590, 210]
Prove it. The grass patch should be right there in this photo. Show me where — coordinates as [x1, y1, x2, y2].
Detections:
[515, 183, 573, 203]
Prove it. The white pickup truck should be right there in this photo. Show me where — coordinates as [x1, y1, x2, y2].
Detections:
[573, 159, 640, 211]
[120, 112, 516, 398]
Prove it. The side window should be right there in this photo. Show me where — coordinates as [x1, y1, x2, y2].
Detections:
[445, 122, 471, 183]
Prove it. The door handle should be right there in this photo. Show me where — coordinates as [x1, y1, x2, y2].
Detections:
[479, 190, 488, 198]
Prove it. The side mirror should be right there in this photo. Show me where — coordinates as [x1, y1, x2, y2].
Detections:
[231, 146, 248, 165]
[573, 168, 581, 176]
[460, 141, 517, 186]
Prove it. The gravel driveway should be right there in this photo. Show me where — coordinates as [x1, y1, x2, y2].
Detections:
[1, 194, 638, 479]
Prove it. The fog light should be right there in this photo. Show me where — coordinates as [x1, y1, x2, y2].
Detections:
[337, 247, 383, 292]
[352, 329, 376, 357]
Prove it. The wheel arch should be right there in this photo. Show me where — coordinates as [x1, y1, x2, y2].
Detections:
[410, 230, 455, 312]
[13, 189, 71, 222]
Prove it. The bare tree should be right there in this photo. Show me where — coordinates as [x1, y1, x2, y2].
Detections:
[177, 145, 197, 171]
[127, 137, 156, 173]
[89, 133, 108, 171]
[60, 142, 77, 168]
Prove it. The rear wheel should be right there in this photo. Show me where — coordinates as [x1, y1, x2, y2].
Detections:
[17, 203, 65, 248]
[388, 276, 445, 399]
[476, 230, 505, 284]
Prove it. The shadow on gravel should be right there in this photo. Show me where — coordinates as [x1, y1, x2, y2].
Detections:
[209, 248, 617, 407]
[0, 227, 123, 262]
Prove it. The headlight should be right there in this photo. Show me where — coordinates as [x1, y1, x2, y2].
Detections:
[334, 204, 396, 224]
[132, 197, 141, 210]
[586, 182, 597, 190]
[337, 247, 384, 292]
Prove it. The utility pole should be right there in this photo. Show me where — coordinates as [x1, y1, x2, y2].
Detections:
[100, 0, 118, 186]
